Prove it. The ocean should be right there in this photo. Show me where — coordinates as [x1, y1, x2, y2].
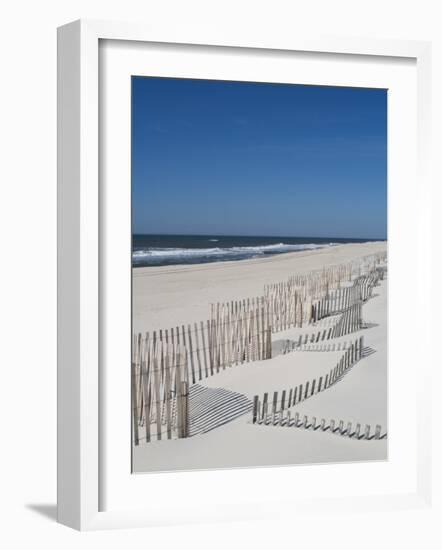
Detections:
[132, 234, 380, 268]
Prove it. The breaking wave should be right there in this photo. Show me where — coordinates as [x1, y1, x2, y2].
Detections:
[132, 242, 337, 266]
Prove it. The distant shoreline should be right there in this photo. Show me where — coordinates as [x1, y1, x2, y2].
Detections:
[132, 241, 387, 271]
[132, 234, 386, 269]
[132, 241, 388, 333]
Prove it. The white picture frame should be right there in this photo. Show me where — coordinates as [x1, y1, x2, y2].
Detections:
[57, 19, 433, 531]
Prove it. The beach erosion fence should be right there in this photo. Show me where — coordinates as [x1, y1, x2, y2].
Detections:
[132, 308, 272, 443]
[132, 337, 190, 445]
[264, 253, 386, 332]
[252, 336, 364, 426]
[310, 274, 377, 323]
[281, 307, 360, 354]
[209, 297, 273, 370]
[281, 302, 363, 354]
[210, 253, 386, 346]
[132, 251, 387, 444]
[263, 262, 355, 331]
[252, 410, 387, 441]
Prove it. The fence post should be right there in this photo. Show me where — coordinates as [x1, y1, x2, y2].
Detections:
[267, 327, 272, 359]
[153, 356, 162, 441]
[131, 360, 139, 446]
[200, 321, 209, 378]
[175, 353, 188, 439]
[164, 351, 172, 439]
[272, 391, 278, 416]
[252, 395, 259, 424]
[262, 392, 269, 423]
[182, 381, 189, 438]
[374, 425, 381, 440]
[281, 390, 286, 410]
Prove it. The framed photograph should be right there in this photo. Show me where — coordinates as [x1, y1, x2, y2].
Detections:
[57, 20, 433, 530]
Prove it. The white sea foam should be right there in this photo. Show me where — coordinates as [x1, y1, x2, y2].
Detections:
[132, 242, 337, 263]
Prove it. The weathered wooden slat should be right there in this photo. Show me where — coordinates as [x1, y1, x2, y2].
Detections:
[164, 351, 172, 439]
[207, 319, 214, 375]
[193, 323, 203, 381]
[187, 324, 196, 384]
[152, 356, 162, 440]
[175, 352, 184, 438]
[140, 344, 152, 443]
[252, 396, 259, 424]
[131, 359, 140, 446]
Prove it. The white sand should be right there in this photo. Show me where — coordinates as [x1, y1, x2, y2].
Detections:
[132, 242, 388, 473]
[133, 241, 386, 332]
[292, 281, 387, 428]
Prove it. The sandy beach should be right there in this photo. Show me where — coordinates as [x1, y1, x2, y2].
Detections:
[132, 241, 388, 473]
[133, 241, 386, 332]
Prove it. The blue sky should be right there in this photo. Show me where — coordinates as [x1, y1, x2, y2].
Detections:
[132, 77, 387, 239]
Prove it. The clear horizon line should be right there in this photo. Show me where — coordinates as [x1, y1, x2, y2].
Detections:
[132, 232, 387, 240]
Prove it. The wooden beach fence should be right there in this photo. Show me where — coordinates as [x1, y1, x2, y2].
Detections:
[283, 302, 363, 354]
[132, 337, 190, 444]
[252, 336, 364, 426]
[210, 297, 272, 369]
[131, 251, 386, 445]
[252, 409, 387, 441]
[134, 304, 272, 401]
[310, 276, 375, 323]
[284, 339, 355, 354]
[264, 252, 386, 332]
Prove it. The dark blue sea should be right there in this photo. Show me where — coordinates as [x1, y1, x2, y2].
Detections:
[132, 234, 381, 268]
